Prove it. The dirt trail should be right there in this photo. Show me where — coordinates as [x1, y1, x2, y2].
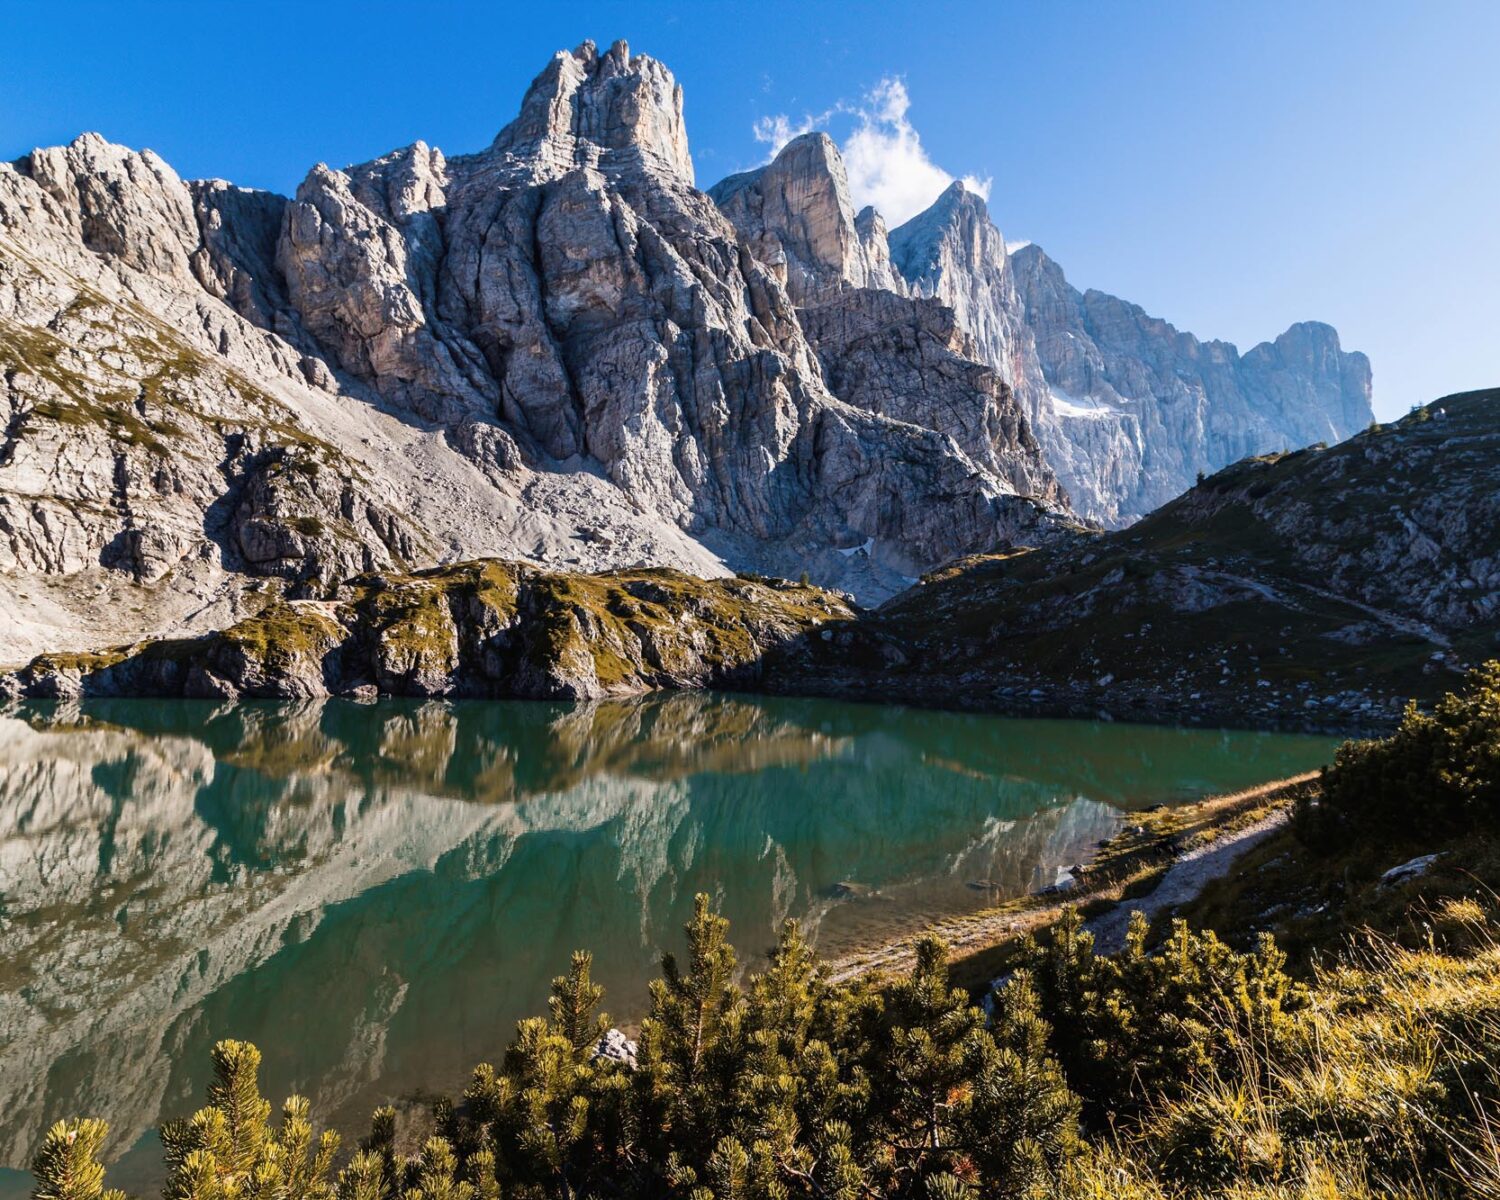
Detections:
[1084, 807, 1292, 953]
[828, 772, 1314, 984]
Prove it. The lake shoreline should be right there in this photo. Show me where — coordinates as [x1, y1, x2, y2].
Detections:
[825, 772, 1318, 992]
[755, 671, 1395, 738]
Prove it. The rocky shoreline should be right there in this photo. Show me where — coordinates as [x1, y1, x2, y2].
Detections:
[0, 571, 1407, 737]
[826, 773, 1318, 988]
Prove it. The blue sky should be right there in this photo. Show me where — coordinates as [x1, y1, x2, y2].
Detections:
[4, 1, 1496, 419]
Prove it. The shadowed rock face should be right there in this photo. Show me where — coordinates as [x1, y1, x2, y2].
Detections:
[0, 40, 1072, 663]
[849, 390, 1499, 729]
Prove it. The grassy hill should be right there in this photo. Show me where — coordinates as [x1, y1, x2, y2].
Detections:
[841, 389, 1500, 729]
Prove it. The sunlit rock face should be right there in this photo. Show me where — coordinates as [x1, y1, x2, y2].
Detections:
[887, 185, 1373, 525]
[0, 42, 1076, 665]
[710, 135, 1062, 508]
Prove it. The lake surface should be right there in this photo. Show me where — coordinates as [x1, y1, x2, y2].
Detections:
[0, 695, 1336, 1193]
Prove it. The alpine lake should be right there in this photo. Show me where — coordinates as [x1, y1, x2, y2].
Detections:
[0, 695, 1339, 1195]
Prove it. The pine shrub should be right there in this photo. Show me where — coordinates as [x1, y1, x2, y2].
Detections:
[30, 896, 1500, 1199]
[1301, 660, 1500, 846]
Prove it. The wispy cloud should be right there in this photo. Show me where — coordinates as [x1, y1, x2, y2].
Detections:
[752, 111, 821, 150]
[751, 77, 991, 227]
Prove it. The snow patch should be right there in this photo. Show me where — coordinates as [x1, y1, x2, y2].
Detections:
[1048, 389, 1117, 421]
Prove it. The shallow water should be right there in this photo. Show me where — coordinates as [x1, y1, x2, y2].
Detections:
[0, 694, 1337, 1193]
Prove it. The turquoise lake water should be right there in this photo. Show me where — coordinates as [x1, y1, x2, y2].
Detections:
[0, 695, 1338, 1193]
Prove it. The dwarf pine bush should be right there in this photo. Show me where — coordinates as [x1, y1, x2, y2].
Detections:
[1016, 907, 1306, 1119]
[1302, 660, 1500, 845]
[30, 897, 1500, 1199]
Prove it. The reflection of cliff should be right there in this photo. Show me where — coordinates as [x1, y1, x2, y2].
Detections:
[0, 697, 1333, 1173]
[13, 694, 1331, 811]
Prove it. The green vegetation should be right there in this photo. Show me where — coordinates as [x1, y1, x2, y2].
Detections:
[29, 899, 1500, 1199]
[217, 603, 346, 677]
[1302, 660, 1500, 844]
[871, 391, 1500, 723]
[1162, 664, 1500, 968]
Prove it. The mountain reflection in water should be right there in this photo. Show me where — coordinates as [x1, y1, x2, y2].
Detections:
[0, 694, 1337, 1189]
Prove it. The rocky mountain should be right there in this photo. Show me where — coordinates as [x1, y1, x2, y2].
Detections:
[708, 132, 1063, 506]
[0, 40, 1072, 664]
[888, 183, 1374, 524]
[8, 391, 1491, 729]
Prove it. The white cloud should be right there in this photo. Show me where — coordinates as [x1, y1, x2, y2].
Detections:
[751, 76, 991, 227]
[752, 112, 818, 151]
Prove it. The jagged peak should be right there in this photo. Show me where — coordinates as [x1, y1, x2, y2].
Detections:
[777, 130, 840, 160]
[488, 39, 692, 184]
[18, 131, 181, 182]
[705, 127, 911, 303]
[889, 178, 1005, 284]
[707, 131, 846, 207]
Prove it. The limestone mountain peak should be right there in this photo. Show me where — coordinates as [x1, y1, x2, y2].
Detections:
[489, 36, 692, 183]
[708, 130, 905, 302]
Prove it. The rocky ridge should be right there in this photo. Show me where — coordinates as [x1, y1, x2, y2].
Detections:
[888, 183, 1374, 524]
[0, 560, 854, 702]
[824, 389, 1499, 728]
[1, 40, 1074, 663]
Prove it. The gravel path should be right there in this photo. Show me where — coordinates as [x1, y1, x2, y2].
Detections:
[1085, 808, 1292, 953]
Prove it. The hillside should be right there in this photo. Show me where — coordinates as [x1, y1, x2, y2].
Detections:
[4, 390, 1493, 723]
[826, 389, 1500, 728]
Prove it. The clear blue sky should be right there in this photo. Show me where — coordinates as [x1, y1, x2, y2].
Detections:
[5, 0, 1496, 418]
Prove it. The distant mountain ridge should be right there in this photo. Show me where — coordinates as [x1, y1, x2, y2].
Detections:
[0, 38, 1367, 661]
[722, 136, 1373, 524]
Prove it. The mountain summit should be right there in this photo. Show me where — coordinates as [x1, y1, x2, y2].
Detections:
[0, 41, 1365, 661]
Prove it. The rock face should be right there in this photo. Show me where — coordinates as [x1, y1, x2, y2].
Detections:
[0, 44, 1073, 663]
[1006, 243, 1374, 522]
[709, 133, 1062, 506]
[797, 290, 1060, 503]
[888, 185, 1374, 524]
[709, 133, 907, 302]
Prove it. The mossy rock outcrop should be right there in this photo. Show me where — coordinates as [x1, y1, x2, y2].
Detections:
[0, 561, 855, 700]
